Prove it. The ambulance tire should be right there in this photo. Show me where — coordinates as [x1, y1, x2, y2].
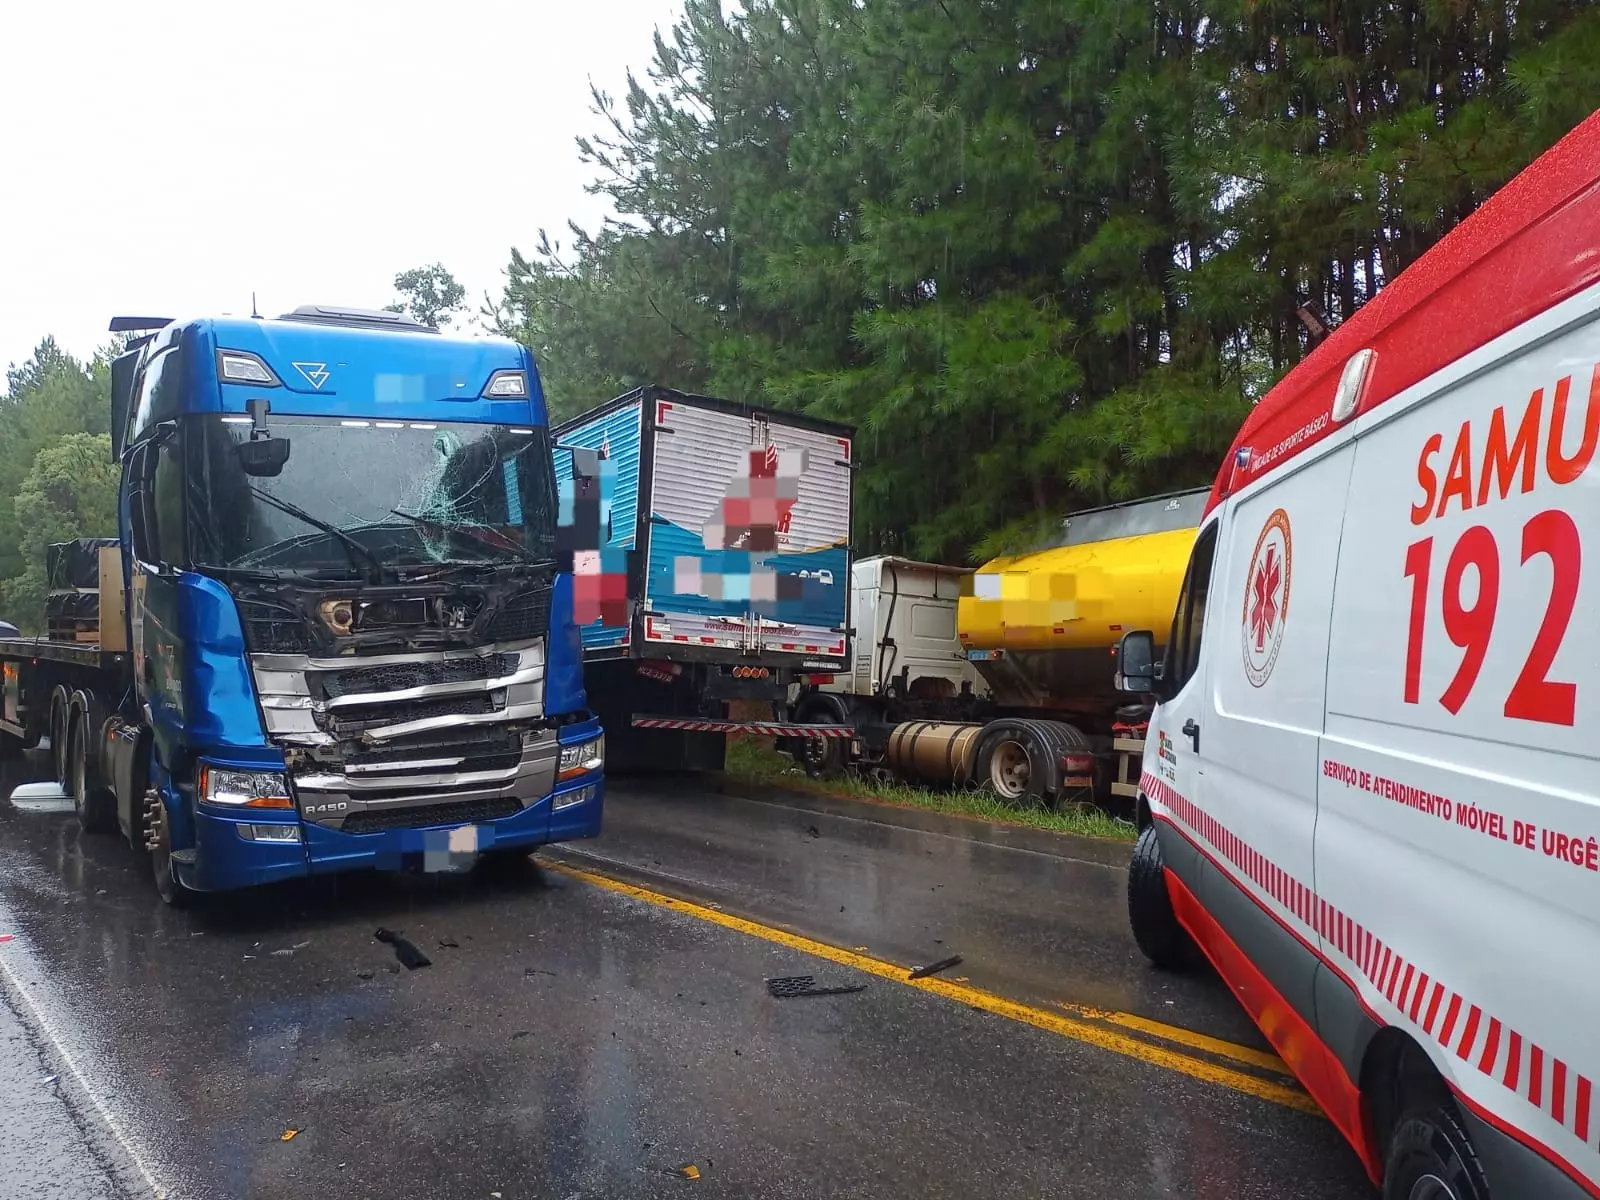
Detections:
[1128, 825, 1199, 972]
[1381, 1104, 1490, 1200]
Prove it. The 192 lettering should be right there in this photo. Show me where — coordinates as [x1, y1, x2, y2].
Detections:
[1402, 510, 1580, 726]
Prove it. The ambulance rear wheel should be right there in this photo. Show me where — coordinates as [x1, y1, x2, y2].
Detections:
[1128, 825, 1198, 971]
[1381, 1104, 1490, 1200]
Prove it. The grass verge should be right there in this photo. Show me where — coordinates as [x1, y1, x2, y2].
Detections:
[723, 736, 1136, 843]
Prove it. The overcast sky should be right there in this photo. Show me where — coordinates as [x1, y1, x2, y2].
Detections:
[0, 0, 683, 377]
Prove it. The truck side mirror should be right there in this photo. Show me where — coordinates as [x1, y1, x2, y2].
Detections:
[237, 437, 291, 477]
[1115, 630, 1160, 695]
[237, 398, 291, 476]
[568, 447, 600, 482]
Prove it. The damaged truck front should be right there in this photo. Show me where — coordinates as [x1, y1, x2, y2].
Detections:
[0, 305, 604, 904]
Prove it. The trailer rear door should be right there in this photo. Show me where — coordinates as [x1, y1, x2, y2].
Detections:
[642, 396, 851, 663]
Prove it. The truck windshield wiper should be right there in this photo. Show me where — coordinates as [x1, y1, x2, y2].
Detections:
[246, 487, 387, 579]
[388, 509, 541, 564]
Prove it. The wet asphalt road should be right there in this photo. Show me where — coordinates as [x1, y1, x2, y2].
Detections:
[0, 755, 1374, 1200]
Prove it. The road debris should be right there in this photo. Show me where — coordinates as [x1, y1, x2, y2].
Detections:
[674, 1164, 701, 1180]
[281, 1129, 299, 1142]
[374, 928, 431, 970]
[438, 936, 460, 949]
[908, 954, 963, 980]
[766, 975, 866, 999]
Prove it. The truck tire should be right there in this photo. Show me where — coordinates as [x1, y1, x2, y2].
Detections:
[791, 695, 849, 780]
[973, 719, 1059, 806]
[143, 788, 192, 908]
[1128, 825, 1199, 971]
[49, 687, 71, 787]
[1381, 1104, 1490, 1200]
[67, 707, 115, 834]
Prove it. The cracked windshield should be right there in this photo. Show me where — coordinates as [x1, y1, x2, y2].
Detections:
[188, 415, 555, 574]
[0, 1, 1595, 1198]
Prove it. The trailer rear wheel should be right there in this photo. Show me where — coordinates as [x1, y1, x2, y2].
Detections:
[68, 708, 114, 834]
[49, 687, 71, 787]
[1128, 825, 1198, 971]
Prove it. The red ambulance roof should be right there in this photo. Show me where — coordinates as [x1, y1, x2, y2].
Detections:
[1210, 109, 1600, 513]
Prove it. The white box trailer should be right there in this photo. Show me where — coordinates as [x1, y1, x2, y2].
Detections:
[553, 386, 857, 771]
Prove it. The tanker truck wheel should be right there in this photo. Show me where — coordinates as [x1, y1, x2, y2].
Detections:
[973, 720, 1055, 807]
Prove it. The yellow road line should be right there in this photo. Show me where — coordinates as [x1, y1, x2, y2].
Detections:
[1053, 1002, 1291, 1076]
[543, 860, 1320, 1115]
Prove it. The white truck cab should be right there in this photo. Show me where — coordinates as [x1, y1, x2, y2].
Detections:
[1118, 110, 1600, 1200]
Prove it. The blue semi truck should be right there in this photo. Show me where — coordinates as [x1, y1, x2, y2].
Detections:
[0, 305, 604, 904]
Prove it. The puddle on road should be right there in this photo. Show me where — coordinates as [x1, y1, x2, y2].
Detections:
[10, 782, 73, 815]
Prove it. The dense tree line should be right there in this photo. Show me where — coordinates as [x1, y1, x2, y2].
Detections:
[0, 340, 119, 630]
[485, 0, 1599, 561]
[3, 0, 1594, 616]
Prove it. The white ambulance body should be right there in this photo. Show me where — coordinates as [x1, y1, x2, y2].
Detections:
[1118, 110, 1600, 1200]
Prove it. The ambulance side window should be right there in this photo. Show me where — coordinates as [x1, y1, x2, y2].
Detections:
[1164, 521, 1219, 694]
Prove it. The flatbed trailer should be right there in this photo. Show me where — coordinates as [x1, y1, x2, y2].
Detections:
[0, 634, 137, 834]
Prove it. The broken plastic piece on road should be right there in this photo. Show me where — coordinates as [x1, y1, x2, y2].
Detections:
[281, 1129, 299, 1142]
[374, 927, 432, 970]
[676, 1164, 701, 1180]
[0, 934, 13, 943]
[766, 975, 867, 999]
[438, 936, 460, 948]
[908, 954, 963, 980]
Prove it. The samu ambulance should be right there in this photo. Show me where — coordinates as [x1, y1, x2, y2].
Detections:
[1115, 109, 1600, 1200]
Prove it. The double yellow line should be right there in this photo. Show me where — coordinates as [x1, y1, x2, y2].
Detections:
[543, 860, 1318, 1115]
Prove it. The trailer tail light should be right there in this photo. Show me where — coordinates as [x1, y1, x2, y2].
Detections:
[805, 674, 835, 685]
[1060, 753, 1095, 785]
[731, 666, 770, 679]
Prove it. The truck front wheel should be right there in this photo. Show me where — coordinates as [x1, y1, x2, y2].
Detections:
[143, 789, 192, 908]
[1128, 825, 1198, 971]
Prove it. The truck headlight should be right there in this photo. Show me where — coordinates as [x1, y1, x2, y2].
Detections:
[557, 735, 604, 781]
[200, 765, 294, 810]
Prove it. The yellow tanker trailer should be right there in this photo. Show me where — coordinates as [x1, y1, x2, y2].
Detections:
[781, 488, 1205, 809]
